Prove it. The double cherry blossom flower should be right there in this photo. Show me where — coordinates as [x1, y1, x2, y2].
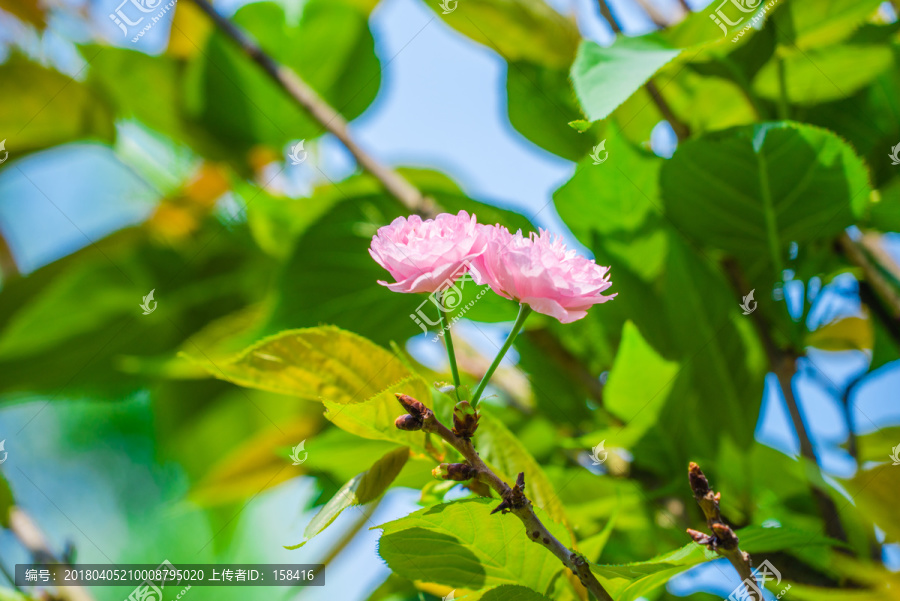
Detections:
[369, 210, 615, 324]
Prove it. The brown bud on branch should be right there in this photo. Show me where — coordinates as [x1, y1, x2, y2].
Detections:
[432, 462, 477, 481]
[685, 462, 759, 601]
[395, 414, 423, 431]
[395, 393, 427, 417]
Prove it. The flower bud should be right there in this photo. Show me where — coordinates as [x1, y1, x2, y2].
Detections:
[395, 393, 427, 417]
[452, 400, 479, 438]
[431, 462, 476, 481]
[395, 414, 423, 431]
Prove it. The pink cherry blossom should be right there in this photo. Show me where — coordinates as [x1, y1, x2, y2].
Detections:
[473, 226, 615, 323]
[369, 211, 486, 293]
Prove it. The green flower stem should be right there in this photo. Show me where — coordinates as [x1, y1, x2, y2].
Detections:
[471, 303, 532, 407]
[437, 292, 461, 401]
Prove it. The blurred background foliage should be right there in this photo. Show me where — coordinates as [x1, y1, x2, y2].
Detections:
[0, 0, 899, 599]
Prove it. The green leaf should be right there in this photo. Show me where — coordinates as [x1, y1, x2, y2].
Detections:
[376, 498, 566, 593]
[661, 122, 871, 270]
[0, 260, 135, 360]
[843, 464, 900, 543]
[0, 53, 114, 156]
[554, 125, 659, 241]
[571, 36, 682, 123]
[659, 240, 767, 452]
[189, 0, 379, 152]
[472, 585, 553, 601]
[476, 412, 569, 527]
[506, 61, 594, 161]
[0, 470, 13, 528]
[848, 426, 900, 466]
[662, 1, 773, 49]
[286, 446, 409, 549]
[187, 326, 413, 402]
[323, 376, 435, 453]
[84, 46, 186, 143]
[431, 0, 580, 70]
[589, 543, 715, 601]
[870, 179, 900, 232]
[754, 45, 893, 105]
[603, 321, 679, 446]
[735, 524, 843, 552]
[770, 0, 885, 50]
[553, 124, 667, 280]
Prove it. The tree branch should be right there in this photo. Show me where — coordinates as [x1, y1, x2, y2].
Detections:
[633, 0, 669, 28]
[395, 394, 613, 601]
[686, 463, 759, 601]
[597, 1, 690, 142]
[596, 0, 622, 34]
[645, 79, 691, 142]
[8, 507, 97, 601]
[187, 0, 434, 216]
[722, 259, 847, 543]
[839, 232, 900, 321]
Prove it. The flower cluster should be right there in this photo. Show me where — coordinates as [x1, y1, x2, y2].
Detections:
[369, 211, 615, 323]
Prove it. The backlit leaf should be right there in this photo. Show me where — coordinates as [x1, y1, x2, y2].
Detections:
[287, 446, 409, 549]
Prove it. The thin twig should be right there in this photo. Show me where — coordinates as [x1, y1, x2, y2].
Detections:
[633, 0, 669, 27]
[645, 79, 691, 141]
[839, 232, 900, 320]
[597, 0, 622, 34]
[8, 507, 96, 601]
[395, 395, 613, 601]
[187, 0, 433, 216]
[597, 0, 690, 142]
[722, 259, 847, 543]
[686, 463, 759, 601]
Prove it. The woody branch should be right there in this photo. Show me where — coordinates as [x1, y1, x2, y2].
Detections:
[686, 462, 759, 601]
[394, 394, 613, 601]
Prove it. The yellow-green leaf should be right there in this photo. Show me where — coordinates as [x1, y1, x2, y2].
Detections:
[187, 326, 412, 403]
[323, 376, 434, 453]
[806, 316, 873, 352]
